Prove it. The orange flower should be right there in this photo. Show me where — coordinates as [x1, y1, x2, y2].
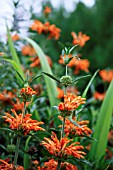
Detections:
[41, 132, 85, 159]
[71, 32, 90, 47]
[73, 59, 90, 74]
[58, 94, 86, 113]
[59, 116, 92, 136]
[99, 70, 113, 82]
[2, 109, 45, 135]
[30, 20, 44, 34]
[12, 34, 20, 41]
[0, 52, 5, 56]
[58, 54, 73, 65]
[22, 45, 36, 56]
[0, 90, 15, 106]
[30, 55, 52, 68]
[43, 6, 51, 15]
[20, 86, 36, 102]
[38, 159, 78, 170]
[0, 159, 24, 170]
[93, 91, 106, 101]
[13, 98, 30, 111]
[30, 20, 61, 40]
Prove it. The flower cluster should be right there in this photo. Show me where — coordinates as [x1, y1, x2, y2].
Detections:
[20, 86, 36, 102]
[0, 159, 24, 170]
[41, 132, 85, 159]
[30, 20, 61, 40]
[2, 109, 45, 135]
[59, 116, 92, 136]
[58, 94, 86, 116]
[38, 159, 78, 170]
[71, 31, 90, 47]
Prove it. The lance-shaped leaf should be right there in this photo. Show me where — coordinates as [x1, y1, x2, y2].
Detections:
[89, 80, 113, 161]
[23, 37, 58, 106]
[3, 59, 24, 84]
[82, 70, 99, 98]
[24, 136, 31, 170]
[42, 72, 61, 83]
[73, 75, 90, 83]
[7, 25, 25, 80]
[29, 74, 42, 84]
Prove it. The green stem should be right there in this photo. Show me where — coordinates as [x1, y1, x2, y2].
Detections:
[66, 65, 68, 76]
[62, 117, 65, 138]
[14, 136, 20, 166]
[23, 102, 26, 117]
[57, 160, 61, 170]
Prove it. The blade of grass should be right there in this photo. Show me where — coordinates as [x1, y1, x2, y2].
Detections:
[89, 80, 113, 161]
[24, 136, 31, 170]
[3, 59, 24, 84]
[82, 70, 99, 98]
[6, 26, 25, 80]
[23, 37, 58, 106]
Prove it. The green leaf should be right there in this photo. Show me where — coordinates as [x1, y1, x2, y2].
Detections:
[24, 136, 31, 170]
[89, 80, 113, 161]
[3, 59, 24, 84]
[6, 25, 25, 80]
[42, 72, 61, 83]
[23, 37, 58, 106]
[82, 70, 99, 98]
[29, 74, 42, 84]
[73, 75, 90, 83]
[0, 127, 14, 133]
[69, 44, 78, 53]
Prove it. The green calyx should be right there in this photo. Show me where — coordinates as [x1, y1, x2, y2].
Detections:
[60, 75, 72, 86]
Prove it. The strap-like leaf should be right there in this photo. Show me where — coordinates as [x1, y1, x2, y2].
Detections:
[42, 72, 61, 83]
[73, 75, 90, 83]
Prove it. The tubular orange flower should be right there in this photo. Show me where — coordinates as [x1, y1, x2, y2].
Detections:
[20, 86, 36, 102]
[0, 159, 24, 170]
[71, 31, 90, 47]
[38, 159, 78, 170]
[58, 94, 86, 113]
[2, 109, 45, 135]
[58, 116, 92, 136]
[99, 70, 113, 82]
[93, 91, 106, 101]
[41, 132, 85, 159]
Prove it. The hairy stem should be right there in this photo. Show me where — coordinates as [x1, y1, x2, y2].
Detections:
[14, 136, 20, 167]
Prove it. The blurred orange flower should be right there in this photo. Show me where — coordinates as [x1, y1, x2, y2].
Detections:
[71, 31, 90, 47]
[41, 132, 85, 159]
[0, 90, 15, 106]
[58, 55, 90, 74]
[59, 116, 92, 136]
[30, 55, 52, 68]
[22, 45, 36, 56]
[2, 109, 45, 135]
[12, 34, 20, 41]
[30, 20, 61, 40]
[0, 159, 24, 170]
[73, 59, 90, 74]
[58, 94, 86, 112]
[43, 6, 51, 15]
[38, 159, 78, 170]
[99, 70, 113, 82]
[93, 91, 106, 101]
